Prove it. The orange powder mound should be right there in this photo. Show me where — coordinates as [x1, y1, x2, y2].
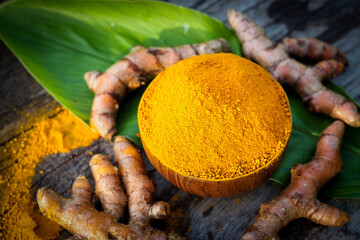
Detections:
[0, 107, 99, 239]
[138, 53, 292, 180]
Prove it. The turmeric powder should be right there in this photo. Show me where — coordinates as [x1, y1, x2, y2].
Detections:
[138, 53, 292, 180]
[0, 107, 99, 240]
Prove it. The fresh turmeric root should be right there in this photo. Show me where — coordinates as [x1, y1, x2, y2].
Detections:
[241, 120, 350, 240]
[228, 9, 360, 127]
[37, 137, 186, 240]
[84, 39, 231, 140]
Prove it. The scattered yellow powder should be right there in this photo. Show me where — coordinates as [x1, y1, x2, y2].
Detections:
[138, 53, 292, 180]
[0, 107, 99, 239]
[165, 208, 184, 233]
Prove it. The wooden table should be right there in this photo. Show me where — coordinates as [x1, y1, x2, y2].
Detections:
[1, 0, 360, 239]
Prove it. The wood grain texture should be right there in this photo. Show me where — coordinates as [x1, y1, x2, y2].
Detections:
[1, 0, 360, 239]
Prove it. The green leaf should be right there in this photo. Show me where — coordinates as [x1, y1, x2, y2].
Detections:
[0, 0, 241, 145]
[1, 0, 359, 198]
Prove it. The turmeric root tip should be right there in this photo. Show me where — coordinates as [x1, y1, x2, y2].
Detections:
[149, 201, 171, 220]
[71, 175, 92, 205]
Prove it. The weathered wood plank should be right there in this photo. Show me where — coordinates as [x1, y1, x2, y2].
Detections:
[1, 0, 360, 239]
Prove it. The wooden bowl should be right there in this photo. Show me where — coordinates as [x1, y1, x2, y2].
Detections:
[138, 54, 292, 198]
[142, 135, 290, 198]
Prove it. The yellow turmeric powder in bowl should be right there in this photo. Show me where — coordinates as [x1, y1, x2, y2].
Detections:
[138, 53, 292, 197]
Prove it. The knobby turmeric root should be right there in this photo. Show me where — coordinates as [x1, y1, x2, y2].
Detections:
[84, 39, 231, 140]
[241, 120, 350, 240]
[228, 9, 360, 127]
[37, 137, 187, 240]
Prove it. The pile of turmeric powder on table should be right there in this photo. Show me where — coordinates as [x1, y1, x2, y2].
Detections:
[138, 53, 292, 180]
[0, 107, 99, 239]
